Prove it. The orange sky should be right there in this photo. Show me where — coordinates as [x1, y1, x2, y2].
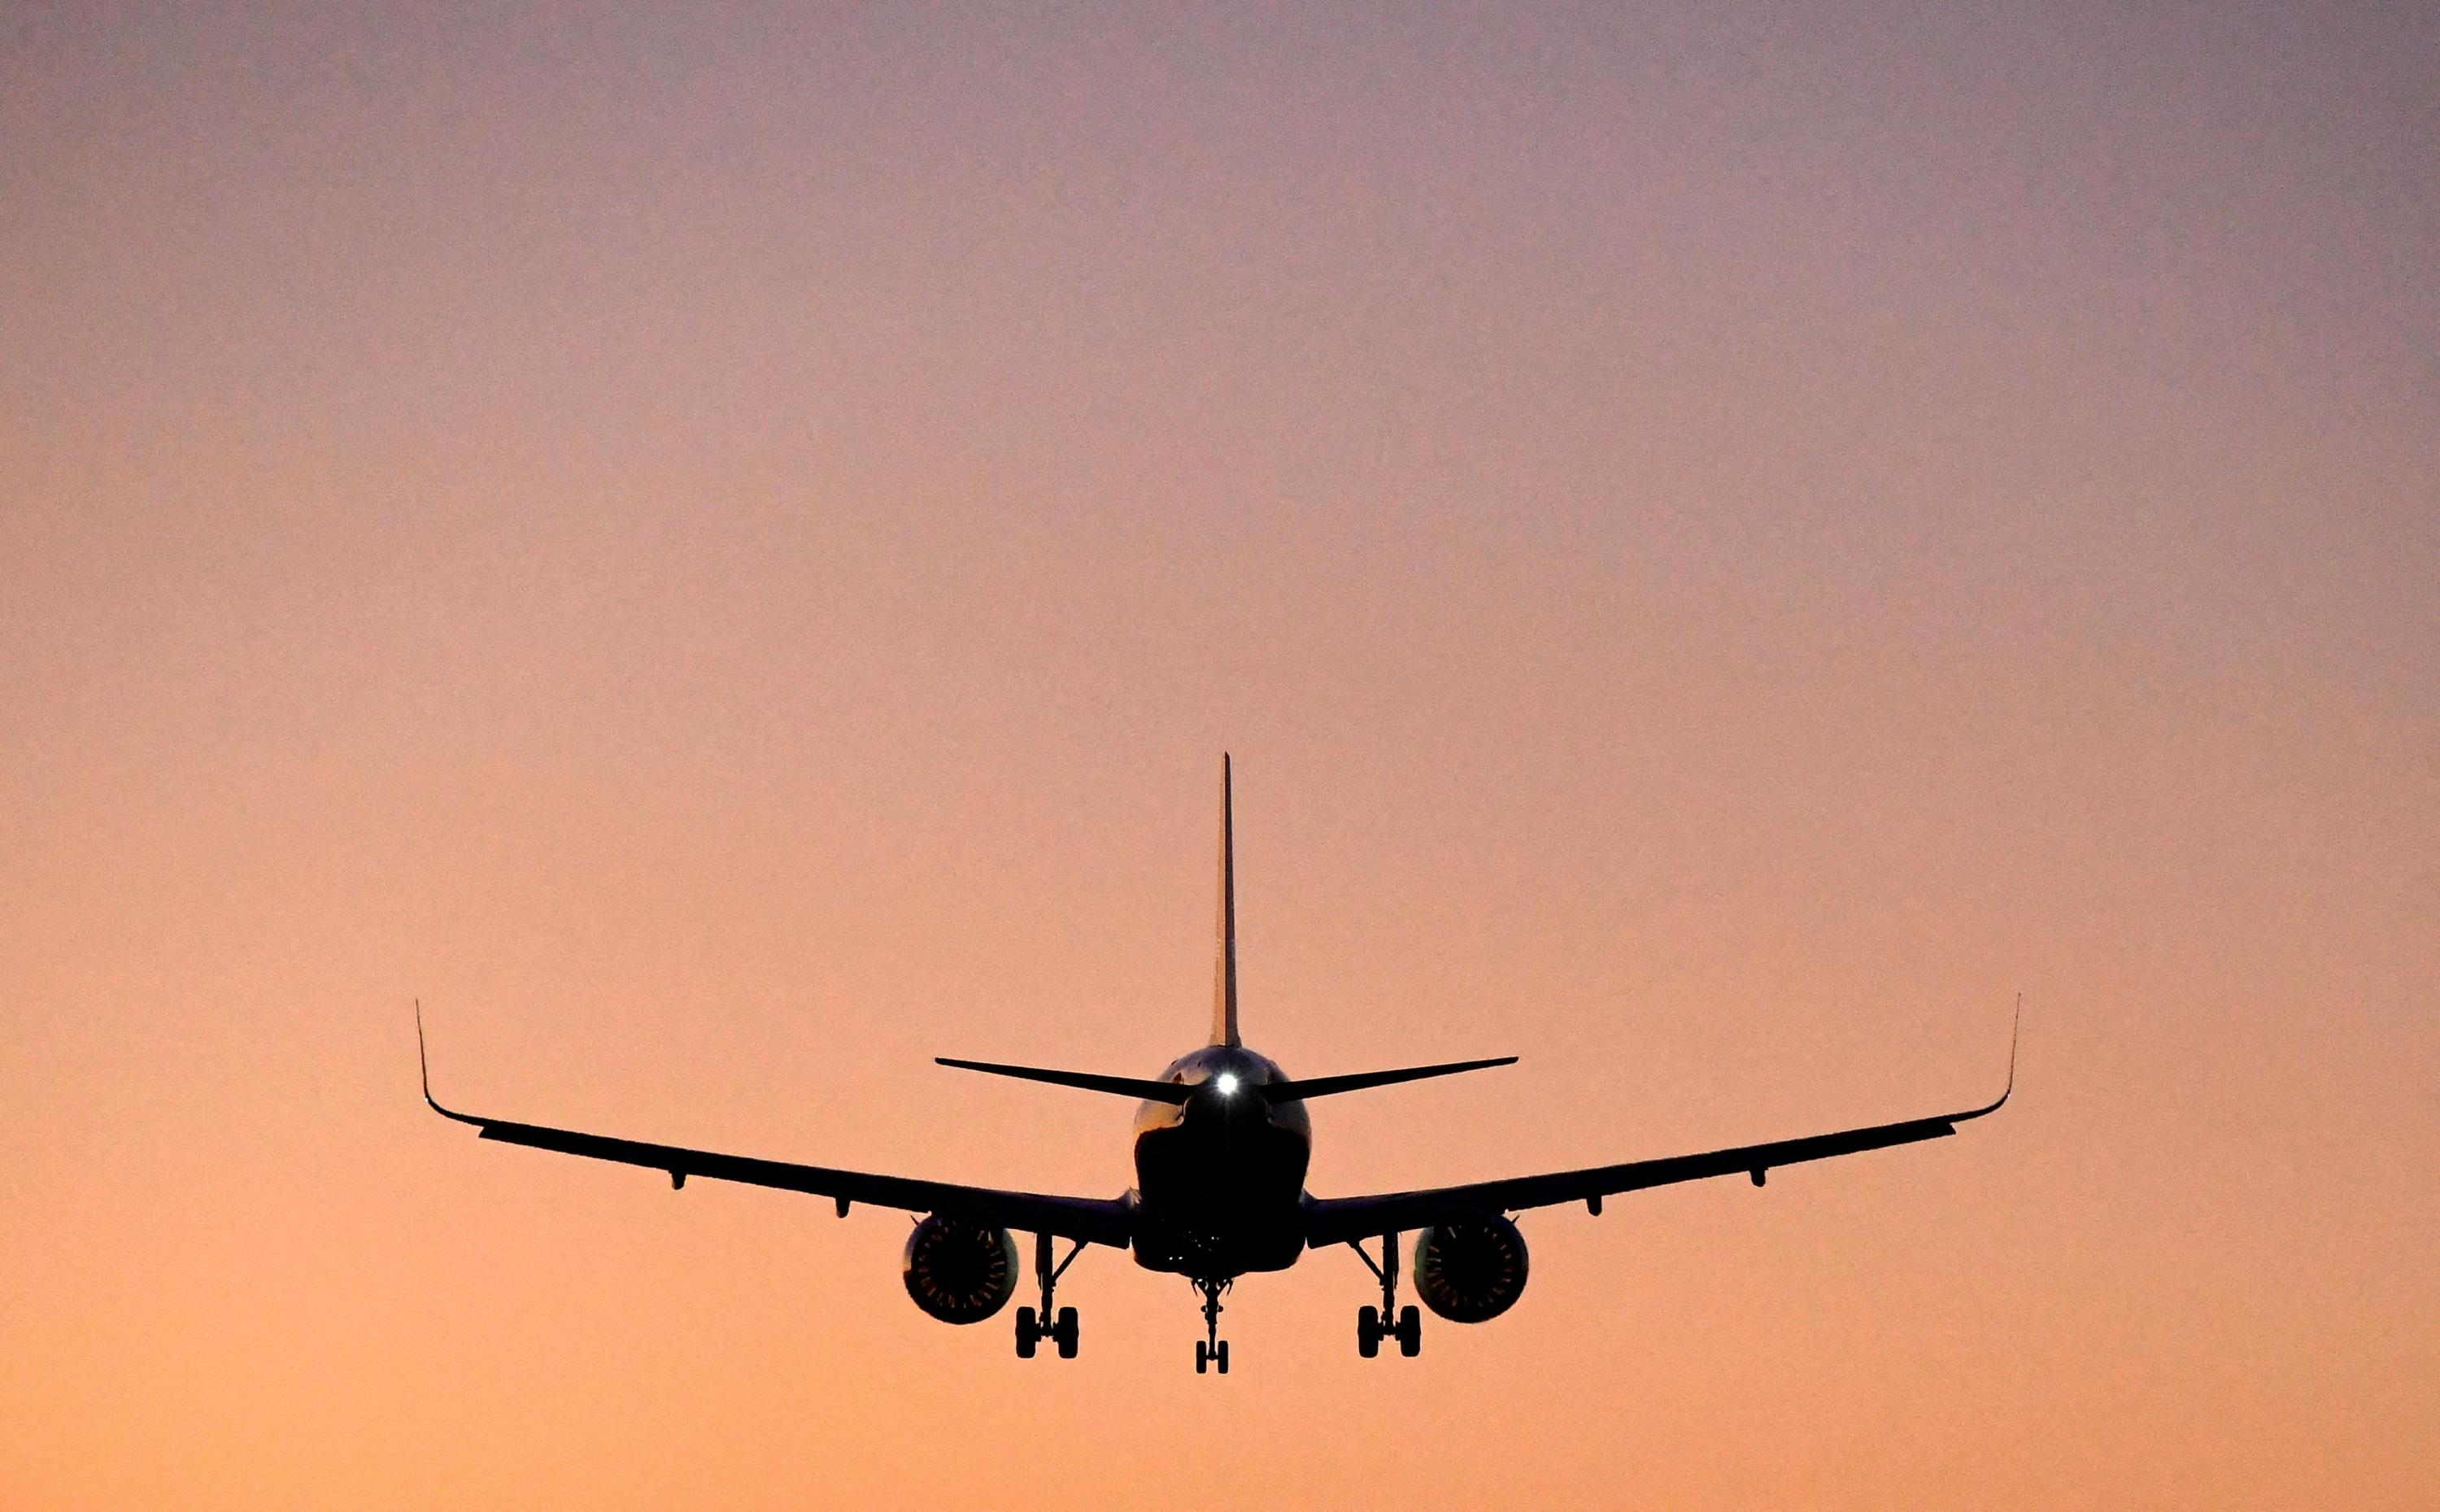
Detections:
[2, 4, 2434, 1509]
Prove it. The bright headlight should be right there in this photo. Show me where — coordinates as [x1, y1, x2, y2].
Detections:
[1214, 1073, 1240, 1096]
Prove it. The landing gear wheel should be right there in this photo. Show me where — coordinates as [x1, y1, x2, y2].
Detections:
[1195, 1340, 1210, 1374]
[1213, 1340, 1229, 1374]
[1052, 1306, 1079, 1359]
[1357, 1304, 1381, 1358]
[1396, 1304, 1422, 1357]
[1015, 1305, 1039, 1359]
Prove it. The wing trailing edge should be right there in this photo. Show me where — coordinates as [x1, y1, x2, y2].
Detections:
[1301, 996, 2022, 1245]
[417, 1004, 1133, 1245]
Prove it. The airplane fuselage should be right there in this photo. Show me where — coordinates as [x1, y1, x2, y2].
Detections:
[1129, 1043, 1311, 1279]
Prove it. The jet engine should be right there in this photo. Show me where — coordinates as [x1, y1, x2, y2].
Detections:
[901, 1215, 1021, 1324]
[1413, 1217, 1530, 1322]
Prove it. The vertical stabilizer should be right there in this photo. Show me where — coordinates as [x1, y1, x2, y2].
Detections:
[1212, 754, 1240, 1047]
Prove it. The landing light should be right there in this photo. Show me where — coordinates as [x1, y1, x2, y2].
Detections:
[1214, 1074, 1240, 1096]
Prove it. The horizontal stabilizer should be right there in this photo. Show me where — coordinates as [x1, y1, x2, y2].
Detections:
[935, 1057, 1192, 1104]
[935, 1054, 1518, 1105]
[1263, 1056, 1516, 1102]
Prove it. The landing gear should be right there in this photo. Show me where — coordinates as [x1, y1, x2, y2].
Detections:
[1014, 1232, 1085, 1360]
[1192, 1276, 1231, 1374]
[1349, 1233, 1422, 1359]
[1354, 1304, 1420, 1357]
[1013, 1305, 1079, 1360]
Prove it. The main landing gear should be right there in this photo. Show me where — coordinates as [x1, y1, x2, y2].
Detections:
[1014, 1231, 1083, 1360]
[1192, 1277, 1231, 1375]
[1349, 1233, 1421, 1359]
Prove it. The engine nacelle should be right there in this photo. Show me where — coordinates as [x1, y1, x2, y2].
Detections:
[901, 1215, 1021, 1324]
[1413, 1216, 1530, 1323]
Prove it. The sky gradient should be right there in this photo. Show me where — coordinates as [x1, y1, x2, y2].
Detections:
[3, 3, 2435, 1508]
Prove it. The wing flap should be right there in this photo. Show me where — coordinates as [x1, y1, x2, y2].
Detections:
[467, 1117, 1134, 1245]
[420, 1010, 1132, 1246]
[1305, 1002, 2020, 1246]
[1303, 1109, 1972, 1245]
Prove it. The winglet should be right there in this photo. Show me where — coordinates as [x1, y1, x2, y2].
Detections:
[1955, 993, 2022, 1122]
[416, 1000, 483, 1126]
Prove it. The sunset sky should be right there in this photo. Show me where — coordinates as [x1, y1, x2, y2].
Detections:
[2, 2, 2434, 1507]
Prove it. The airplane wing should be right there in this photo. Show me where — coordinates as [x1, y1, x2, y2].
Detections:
[420, 1017, 1133, 1248]
[1303, 1014, 2017, 1248]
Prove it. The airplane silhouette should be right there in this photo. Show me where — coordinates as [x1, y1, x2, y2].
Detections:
[420, 756, 2015, 1373]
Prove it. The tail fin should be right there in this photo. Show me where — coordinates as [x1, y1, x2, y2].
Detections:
[1213, 753, 1239, 1048]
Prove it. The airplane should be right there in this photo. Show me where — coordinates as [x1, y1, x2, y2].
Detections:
[419, 755, 2015, 1375]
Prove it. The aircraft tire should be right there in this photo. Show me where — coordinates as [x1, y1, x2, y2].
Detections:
[1357, 1305, 1380, 1358]
[1054, 1306, 1078, 1359]
[1215, 1340, 1229, 1375]
[1397, 1305, 1422, 1357]
[1195, 1341, 1209, 1374]
[1015, 1305, 1039, 1359]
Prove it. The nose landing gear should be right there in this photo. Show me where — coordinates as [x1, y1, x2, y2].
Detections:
[1349, 1233, 1422, 1358]
[1192, 1277, 1231, 1374]
[1014, 1232, 1085, 1360]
